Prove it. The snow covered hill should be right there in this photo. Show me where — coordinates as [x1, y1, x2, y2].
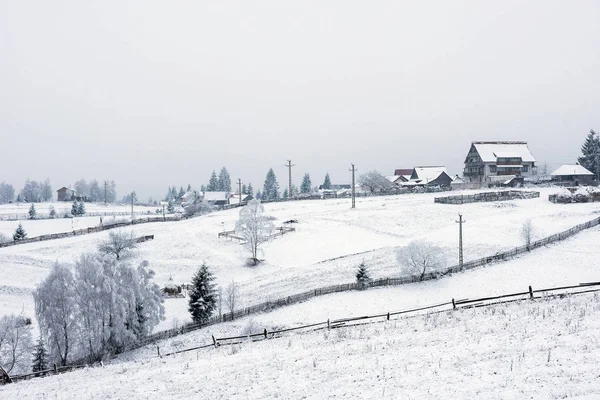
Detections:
[1, 188, 599, 331]
[4, 292, 600, 399]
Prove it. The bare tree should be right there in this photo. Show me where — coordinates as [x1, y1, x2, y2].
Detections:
[521, 219, 535, 250]
[358, 170, 393, 193]
[235, 199, 274, 266]
[0, 233, 9, 244]
[0, 314, 33, 375]
[396, 241, 447, 281]
[97, 230, 137, 260]
[224, 280, 240, 320]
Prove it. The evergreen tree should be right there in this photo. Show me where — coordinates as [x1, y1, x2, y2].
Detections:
[167, 201, 175, 214]
[200, 184, 206, 193]
[28, 203, 36, 220]
[170, 186, 177, 199]
[187, 184, 192, 192]
[49, 205, 57, 219]
[178, 186, 185, 199]
[283, 188, 289, 199]
[164, 187, 172, 201]
[247, 183, 254, 197]
[242, 184, 248, 195]
[263, 168, 280, 201]
[323, 173, 332, 190]
[71, 201, 79, 216]
[301, 173, 312, 193]
[31, 338, 48, 372]
[77, 201, 86, 216]
[208, 171, 219, 191]
[578, 129, 600, 180]
[188, 263, 217, 325]
[356, 262, 370, 290]
[217, 167, 232, 192]
[256, 190, 262, 200]
[13, 223, 27, 241]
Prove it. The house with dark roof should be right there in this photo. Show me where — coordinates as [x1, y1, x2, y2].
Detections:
[56, 187, 75, 202]
[409, 166, 453, 187]
[463, 141, 536, 183]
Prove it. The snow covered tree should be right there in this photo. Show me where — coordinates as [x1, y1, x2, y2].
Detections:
[34, 263, 78, 366]
[358, 171, 393, 193]
[578, 129, 600, 180]
[77, 201, 86, 216]
[167, 201, 175, 214]
[224, 280, 240, 320]
[188, 263, 217, 325]
[301, 173, 312, 193]
[242, 184, 248, 195]
[49, 205, 57, 219]
[20, 180, 41, 202]
[31, 338, 48, 373]
[181, 191, 213, 217]
[0, 182, 15, 204]
[283, 188, 289, 199]
[187, 184, 192, 192]
[218, 167, 232, 192]
[235, 199, 275, 265]
[178, 186, 185, 199]
[28, 203, 36, 219]
[13, 223, 27, 241]
[356, 262, 370, 290]
[200, 184, 206, 193]
[396, 241, 447, 281]
[262, 168, 280, 201]
[247, 183, 254, 197]
[71, 201, 79, 217]
[41, 179, 53, 202]
[0, 314, 33, 375]
[255, 190, 262, 200]
[89, 180, 102, 202]
[521, 219, 535, 250]
[74, 179, 89, 199]
[207, 171, 219, 191]
[322, 173, 332, 190]
[97, 230, 137, 260]
[0, 233, 9, 244]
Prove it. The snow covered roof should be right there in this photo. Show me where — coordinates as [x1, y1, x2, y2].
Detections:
[472, 142, 535, 163]
[386, 175, 402, 183]
[551, 164, 594, 176]
[412, 167, 448, 183]
[203, 191, 229, 201]
[493, 152, 521, 159]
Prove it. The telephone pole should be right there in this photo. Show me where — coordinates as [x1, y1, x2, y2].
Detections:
[285, 160, 295, 198]
[237, 178, 242, 205]
[131, 192, 134, 222]
[104, 181, 108, 204]
[350, 163, 357, 209]
[456, 213, 466, 270]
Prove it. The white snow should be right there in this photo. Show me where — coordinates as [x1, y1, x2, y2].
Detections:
[551, 164, 594, 176]
[473, 142, 536, 162]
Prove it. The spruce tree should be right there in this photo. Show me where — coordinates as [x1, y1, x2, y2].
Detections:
[356, 262, 370, 290]
[28, 203, 36, 220]
[242, 184, 248, 195]
[263, 168, 280, 201]
[178, 186, 185, 199]
[578, 129, 600, 180]
[13, 223, 27, 241]
[167, 201, 175, 213]
[323, 173, 332, 190]
[218, 167, 232, 192]
[247, 183, 254, 197]
[188, 262, 217, 325]
[71, 201, 79, 216]
[208, 171, 219, 191]
[187, 184, 192, 192]
[31, 338, 48, 372]
[77, 201, 86, 216]
[283, 188, 289, 199]
[49, 205, 57, 219]
[256, 190, 262, 200]
[301, 173, 312, 193]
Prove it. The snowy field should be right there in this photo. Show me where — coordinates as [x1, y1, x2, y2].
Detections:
[0, 202, 158, 220]
[4, 292, 600, 399]
[1, 187, 599, 331]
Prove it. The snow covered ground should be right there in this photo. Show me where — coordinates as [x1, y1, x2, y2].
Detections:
[1, 188, 599, 332]
[4, 292, 600, 399]
[0, 201, 158, 220]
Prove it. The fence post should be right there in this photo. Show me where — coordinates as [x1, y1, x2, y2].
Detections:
[327, 319, 330, 330]
[387, 312, 390, 321]
[452, 298, 456, 310]
[212, 335, 217, 348]
[264, 328, 267, 339]
[157, 345, 161, 358]
[529, 286, 533, 299]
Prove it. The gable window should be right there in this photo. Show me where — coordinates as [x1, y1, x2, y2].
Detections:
[489, 165, 497, 173]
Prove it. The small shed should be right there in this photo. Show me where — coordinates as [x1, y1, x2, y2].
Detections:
[410, 166, 453, 188]
[551, 164, 594, 184]
[203, 191, 230, 206]
[56, 187, 74, 202]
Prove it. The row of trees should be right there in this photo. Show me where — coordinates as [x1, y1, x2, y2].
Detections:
[74, 179, 117, 203]
[207, 167, 232, 192]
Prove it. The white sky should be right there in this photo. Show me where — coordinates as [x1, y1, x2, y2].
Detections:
[1, 1, 599, 200]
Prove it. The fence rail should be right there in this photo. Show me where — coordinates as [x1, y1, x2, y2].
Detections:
[434, 190, 540, 204]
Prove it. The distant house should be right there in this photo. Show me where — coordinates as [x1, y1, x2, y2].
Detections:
[551, 164, 594, 184]
[56, 187, 75, 202]
[203, 191, 230, 206]
[318, 184, 351, 190]
[229, 193, 253, 204]
[463, 141, 536, 184]
[385, 175, 405, 185]
[393, 169, 413, 182]
[410, 166, 453, 187]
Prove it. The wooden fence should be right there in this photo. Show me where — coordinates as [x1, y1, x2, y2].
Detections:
[434, 190, 540, 204]
[9, 280, 599, 383]
[0, 210, 158, 222]
[0, 215, 182, 248]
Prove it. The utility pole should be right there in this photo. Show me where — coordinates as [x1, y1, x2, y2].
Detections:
[131, 192, 134, 222]
[285, 160, 295, 198]
[350, 163, 357, 209]
[456, 213, 466, 270]
[104, 181, 108, 204]
[237, 178, 242, 205]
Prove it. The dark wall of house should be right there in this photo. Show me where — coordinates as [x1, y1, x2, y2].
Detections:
[431, 173, 453, 188]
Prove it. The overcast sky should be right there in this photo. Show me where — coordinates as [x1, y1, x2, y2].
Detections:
[1, 1, 599, 200]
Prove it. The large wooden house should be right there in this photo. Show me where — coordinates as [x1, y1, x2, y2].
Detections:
[463, 141, 536, 184]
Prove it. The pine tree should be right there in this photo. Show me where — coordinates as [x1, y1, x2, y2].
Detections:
[178, 186, 185, 199]
[49, 205, 57, 219]
[187, 184, 192, 192]
[578, 129, 600, 180]
[77, 201, 86, 216]
[13, 223, 27, 241]
[356, 262, 370, 290]
[200, 184, 206, 193]
[188, 263, 217, 325]
[28, 203, 36, 220]
[208, 171, 219, 191]
[31, 338, 48, 372]
[247, 183, 254, 197]
[217, 167, 232, 192]
[167, 201, 175, 213]
[323, 173, 332, 190]
[283, 188, 289, 199]
[263, 169, 280, 201]
[242, 184, 248, 195]
[71, 201, 79, 216]
[301, 173, 312, 193]
[256, 190, 262, 200]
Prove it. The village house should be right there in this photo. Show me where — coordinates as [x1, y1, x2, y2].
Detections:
[202, 191, 230, 207]
[463, 141, 536, 184]
[229, 193, 253, 204]
[551, 164, 594, 185]
[409, 166, 453, 187]
[56, 187, 75, 202]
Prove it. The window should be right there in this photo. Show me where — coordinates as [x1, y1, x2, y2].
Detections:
[522, 165, 529, 173]
[489, 165, 497, 173]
